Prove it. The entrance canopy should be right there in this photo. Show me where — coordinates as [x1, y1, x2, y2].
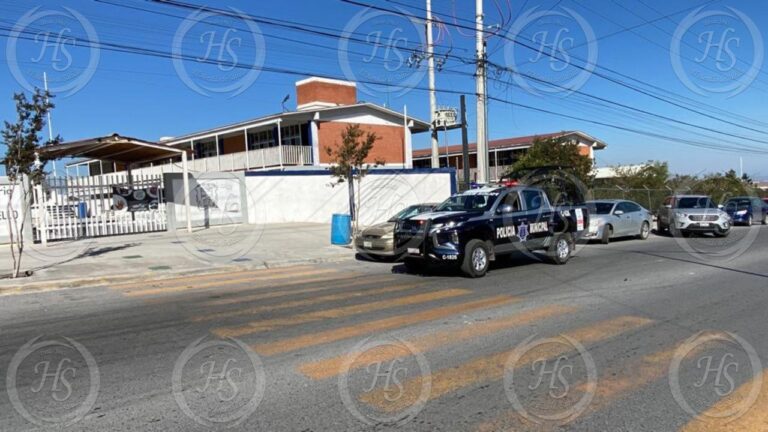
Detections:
[42, 133, 186, 165]
[42, 133, 193, 233]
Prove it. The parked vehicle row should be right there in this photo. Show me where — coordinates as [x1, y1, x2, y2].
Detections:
[355, 188, 765, 278]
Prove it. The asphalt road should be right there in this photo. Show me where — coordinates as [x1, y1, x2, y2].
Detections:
[1, 226, 767, 431]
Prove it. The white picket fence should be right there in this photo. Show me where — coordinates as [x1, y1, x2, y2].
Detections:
[32, 174, 167, 242]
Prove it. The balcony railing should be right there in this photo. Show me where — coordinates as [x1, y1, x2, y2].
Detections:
[126, 145, 312, 176]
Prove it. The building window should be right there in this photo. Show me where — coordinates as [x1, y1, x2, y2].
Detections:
[196, 139, 217, 158]
[281, 124, 302, 146]
[247, 129, 275, 150]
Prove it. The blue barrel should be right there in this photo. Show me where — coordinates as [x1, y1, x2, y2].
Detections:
[331, 213, 352, 245]
[77, 202, 88, 219]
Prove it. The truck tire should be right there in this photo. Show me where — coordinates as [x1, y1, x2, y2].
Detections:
[548, 233, 573, 265]
[461, 239, 490, 278]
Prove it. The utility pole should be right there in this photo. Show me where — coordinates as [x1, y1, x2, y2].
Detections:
[44, 72, 57, 176]
[427, 0, 440, 168]
[460, 95, 470, 188]
[475, 0, 489, 184]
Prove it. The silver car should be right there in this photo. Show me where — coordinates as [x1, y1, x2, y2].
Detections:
[585, 200, 653, 244]
[355, 203, 438, 258]
[657, 195, 730, 237]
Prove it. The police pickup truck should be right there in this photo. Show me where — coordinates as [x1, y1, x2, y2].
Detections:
[394, 185, 589, 277]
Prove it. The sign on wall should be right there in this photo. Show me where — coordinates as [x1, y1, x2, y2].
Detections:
[164, 172, 248, 230]
[0, 178, 25, 245]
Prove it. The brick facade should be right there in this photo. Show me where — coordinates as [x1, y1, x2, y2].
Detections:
[317, 122, 405, 165]
[297, 80, 357, 108]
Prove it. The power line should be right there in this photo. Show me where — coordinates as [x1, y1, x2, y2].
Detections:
[341, 0, 768, 136]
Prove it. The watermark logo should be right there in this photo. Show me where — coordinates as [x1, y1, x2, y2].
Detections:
[503, 7, 598, 95]
[6, 7, 100, 97]
[504, 334, 597, 425]
[339, 336, 431, 426]
[173, 172, 265, 265]
[669, 331, 762, 423]
[172, 7, 266, 97]
[6, 336, 100, 427]
[339, 7, 427, 98]
[671, 7, 764, 97]
[172, 336, 266, 428]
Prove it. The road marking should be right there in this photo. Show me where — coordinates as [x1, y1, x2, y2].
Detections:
[111, 265, 317, 290]
[124, 269, 338, 297]
[299, 304, 574, 380]
[359, 315, 654, 413]
[192, 283, 425, 322]
[253, 295, 520, 356]
[473, 339, 707, 432]
[202, 274, 397, 307]
[212, 289, 471, 338]
[678, 370, 768, 432]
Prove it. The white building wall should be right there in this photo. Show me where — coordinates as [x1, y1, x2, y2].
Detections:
[245, 170, 454, 226]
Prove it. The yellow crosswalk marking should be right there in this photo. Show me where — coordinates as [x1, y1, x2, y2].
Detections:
[679, 370, 768, 432]
[254, 295, 520, 356]
[203, 274, 396, 307]
[192, 283, 425, 322]
[212, 289, 473, 338]
[360, 315, 654, 413]
[299, 304, 574, 380]
[111, 265, 316, 290]
[124, 268, 338, 297]
[474, 339, 708, 432]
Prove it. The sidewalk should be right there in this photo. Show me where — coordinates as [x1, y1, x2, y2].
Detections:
[0, 223, 354, 292]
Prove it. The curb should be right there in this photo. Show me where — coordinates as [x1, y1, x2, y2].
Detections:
[0, 253, 354, 296]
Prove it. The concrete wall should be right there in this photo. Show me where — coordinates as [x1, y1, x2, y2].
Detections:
[245, 169, 455, 226]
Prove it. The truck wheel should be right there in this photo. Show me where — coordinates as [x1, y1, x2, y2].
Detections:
[601, 225, 612, 244]
[549, 234, 573, 265]
[747, 215, 753, 226]
[461, 239, 490, 278]
[763, 214, 768, 225]
[637, 222, 650, 240]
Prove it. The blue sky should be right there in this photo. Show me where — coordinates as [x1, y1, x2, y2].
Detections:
[1, 0, 768, 179]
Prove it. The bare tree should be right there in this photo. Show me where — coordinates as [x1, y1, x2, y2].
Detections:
[326, 124, 382, 237]
[1, 89, 61, 278]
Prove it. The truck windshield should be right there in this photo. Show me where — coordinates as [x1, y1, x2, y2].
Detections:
[676, 197, 717, 209]
[437, 193, 497, 212]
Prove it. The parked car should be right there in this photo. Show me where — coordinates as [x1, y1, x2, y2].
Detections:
[355, 203, 438, 259]
[584, 200, 652, 244]
[723, 197, 768, 225]
[394, 185, 590, 277]
[657, 195, 730, 237]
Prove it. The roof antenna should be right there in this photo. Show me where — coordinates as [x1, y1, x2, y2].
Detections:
[281, 94, 290, 112]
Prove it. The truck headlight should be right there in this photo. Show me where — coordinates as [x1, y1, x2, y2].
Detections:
[736, 210, 748, 216]
[675, 212, 687, 220]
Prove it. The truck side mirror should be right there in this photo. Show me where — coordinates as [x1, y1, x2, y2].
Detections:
[664, 204, 672, 209]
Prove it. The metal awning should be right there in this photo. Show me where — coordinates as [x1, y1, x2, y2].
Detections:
[41, 133, 193, 233]
[41, 133, 187, 165]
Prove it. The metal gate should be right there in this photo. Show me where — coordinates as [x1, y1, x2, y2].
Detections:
[31, 174, 167, 242]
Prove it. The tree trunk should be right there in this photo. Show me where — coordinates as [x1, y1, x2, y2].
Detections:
[7, 185, 19, 278]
